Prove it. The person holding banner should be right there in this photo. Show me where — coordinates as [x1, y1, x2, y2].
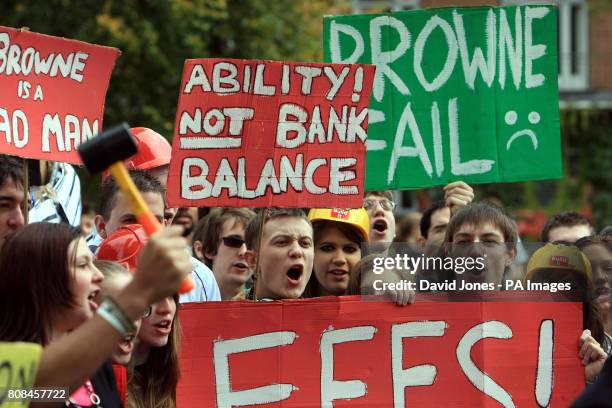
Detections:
[303, 208, 369, 297]
[244, 208, 314, 300]
[191, 207, 255, 300]
[441, 201, 518, 289]
[526, 243, 610, 383]
[526, 243, 610, 350]
[0, 222, 191, 406]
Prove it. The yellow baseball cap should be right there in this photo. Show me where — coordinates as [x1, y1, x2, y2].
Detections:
[308, 208, 370, 242]
[526, 243, 592, 281]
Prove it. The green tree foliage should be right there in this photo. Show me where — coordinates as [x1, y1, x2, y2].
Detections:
[0, 0, 335, 135]
[0, 0, 338, 201]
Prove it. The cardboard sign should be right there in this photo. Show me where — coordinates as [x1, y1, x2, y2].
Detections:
[0, 342, 42, 407]
[324, 6, 562, 190]
[167, 59, 375, 208]
[177, 296, 583, 407]
[0, 26, 120, 163]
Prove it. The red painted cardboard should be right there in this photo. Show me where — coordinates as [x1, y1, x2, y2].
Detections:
[177, 295, 584, 407]
[0, 26, 120, 163]
[167, 59, 375, 208]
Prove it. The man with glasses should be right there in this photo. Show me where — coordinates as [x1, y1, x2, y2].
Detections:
[363, 191, 397, 250]
[363, 182, 474, 252]
[192, 208, 256, 300]
[94, 170, 220, 302]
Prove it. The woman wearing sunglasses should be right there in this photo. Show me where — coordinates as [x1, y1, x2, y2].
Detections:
[97, 224, 181, 408]
[192, 208, 255, 300]
[303, 208, 369, 297]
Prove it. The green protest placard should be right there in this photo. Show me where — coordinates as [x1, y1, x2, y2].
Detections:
[324, 6, 561, 190]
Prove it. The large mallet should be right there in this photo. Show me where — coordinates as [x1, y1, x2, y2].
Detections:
[78, 122, 195, 293]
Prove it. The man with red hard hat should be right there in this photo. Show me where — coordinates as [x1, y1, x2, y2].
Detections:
[101, 127, 177, 224]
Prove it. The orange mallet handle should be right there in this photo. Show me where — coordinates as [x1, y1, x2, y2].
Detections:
[108, 162, 195, 293]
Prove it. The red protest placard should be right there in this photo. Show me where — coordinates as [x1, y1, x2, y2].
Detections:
[167, 59, 375, 208]
[177, 295, 584, 407]
[0, 26, 120, 163]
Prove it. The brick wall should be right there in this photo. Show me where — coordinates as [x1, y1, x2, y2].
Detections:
[589, 7, 612, 90]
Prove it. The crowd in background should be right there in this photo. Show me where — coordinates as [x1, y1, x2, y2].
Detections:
[0, 127, 610, 407]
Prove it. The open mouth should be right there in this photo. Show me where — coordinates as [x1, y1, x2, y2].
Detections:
[88, 289, 100, 311]
[286, 265, 304, 284]
[154, 320, 171, 329]
[328, 269, 349, 281]
[88, 289, 100, 301]
[373, 219, 388, 234]
[233, 261, 249, 271]
[595, 285, 611, 303]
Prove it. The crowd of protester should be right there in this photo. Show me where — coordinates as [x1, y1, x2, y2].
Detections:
[0, 127, 610, 407]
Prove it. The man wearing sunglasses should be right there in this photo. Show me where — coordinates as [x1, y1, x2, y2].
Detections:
[192, 208, 256, 300]
[94, 170, 221, 303]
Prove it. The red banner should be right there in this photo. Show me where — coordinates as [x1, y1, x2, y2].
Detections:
[0, 26, 120, 163]
[167, 59, 375, 208]
[177, 295, 584, 407]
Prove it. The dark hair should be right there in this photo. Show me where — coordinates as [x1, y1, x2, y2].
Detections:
[192, 207, 255, 267]
[128, 295, 180, 408]
[99, 169, 165, 220]
[244, 208, 310, 250]
[364, 190, 393, 201]
[0, 154, 23, 188]
[420, 200, 446, 238]
[529, 267, 609, 350]
[445, 202, 518, 247]
[599, 226, 612, 238]
[0, 222, 81, 345]
[303, 220, 365, 298]
[541, 211, 593, 242]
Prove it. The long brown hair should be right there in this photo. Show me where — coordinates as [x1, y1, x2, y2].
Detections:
[127, 295, 181, 408]
[0, 222, 81, 345]
[304, 221, 365, 298]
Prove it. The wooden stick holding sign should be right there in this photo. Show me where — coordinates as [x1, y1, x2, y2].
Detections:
[251, 208, 268, 301]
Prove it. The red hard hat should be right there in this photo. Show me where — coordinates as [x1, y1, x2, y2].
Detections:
[101, 127, 172, 179]
[96, 224, 149, 273]
[126, 127, 172, 170]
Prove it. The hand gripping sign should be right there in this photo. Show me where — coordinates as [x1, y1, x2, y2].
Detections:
[167, 59, 375, 208]
[0, 26, 120, 163]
